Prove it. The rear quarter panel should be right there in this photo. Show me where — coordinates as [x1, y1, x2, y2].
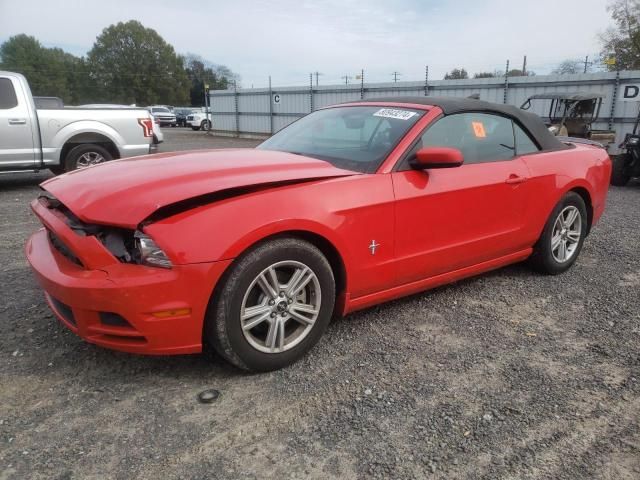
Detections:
[145, 174, 397, 299]
[522, 144, 611, 243]
[37, 108, 151, 164]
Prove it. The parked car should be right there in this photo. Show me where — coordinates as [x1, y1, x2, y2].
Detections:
[0, 71, 154, 175]
[187, 109, 212, 131]
[149, 106, 177, 127]
[174, 107, 196, 127]
[25, 97, 611, 371]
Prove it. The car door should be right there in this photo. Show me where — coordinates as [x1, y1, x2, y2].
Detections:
[0, 76, 37, 169]
[391, 112, 533, 286]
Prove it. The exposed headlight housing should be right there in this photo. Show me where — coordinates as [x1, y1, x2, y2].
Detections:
[134, 231, 172, 268]
[627, 136, 640, 145]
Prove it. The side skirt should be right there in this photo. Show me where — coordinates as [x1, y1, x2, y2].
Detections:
[343, 248, 533, 314]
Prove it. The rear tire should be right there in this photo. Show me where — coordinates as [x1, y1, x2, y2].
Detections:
[205, 238, 335, 372]
[64, 144, 113, 172]
[610, 154, 631, 186]
[529, 192, 587, 275]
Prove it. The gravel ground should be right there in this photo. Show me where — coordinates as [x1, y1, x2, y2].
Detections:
[1, 128, 639, 480]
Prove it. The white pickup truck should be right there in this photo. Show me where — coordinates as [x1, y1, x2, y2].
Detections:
[0, 71, 155, 175]
[186, 109, 213, 131]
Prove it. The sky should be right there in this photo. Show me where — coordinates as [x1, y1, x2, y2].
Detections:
[0, 0, 614, 88]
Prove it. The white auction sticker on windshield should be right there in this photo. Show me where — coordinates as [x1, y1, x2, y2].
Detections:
[373, 108, 417, 120]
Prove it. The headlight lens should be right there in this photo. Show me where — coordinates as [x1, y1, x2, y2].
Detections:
[134, 231, 172, 268]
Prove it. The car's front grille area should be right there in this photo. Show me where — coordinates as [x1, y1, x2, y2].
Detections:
[49, 296, 76, 326]
[48, 230, 83, 267]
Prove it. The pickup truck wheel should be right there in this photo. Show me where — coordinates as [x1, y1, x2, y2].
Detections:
[529, 192, 587, 275]
[65, 144, 112, 171]
[201, 120, 211, 131]
[610, 154, 631, 186]
[205, 237, 335, 372]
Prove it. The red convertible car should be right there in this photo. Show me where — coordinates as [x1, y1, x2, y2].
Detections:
[26, 97, 611, 371]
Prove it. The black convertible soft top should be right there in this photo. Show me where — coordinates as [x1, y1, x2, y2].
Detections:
[352, 96, 569, 151]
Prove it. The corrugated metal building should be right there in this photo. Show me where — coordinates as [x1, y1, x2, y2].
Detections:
[209, 71, 640, 153]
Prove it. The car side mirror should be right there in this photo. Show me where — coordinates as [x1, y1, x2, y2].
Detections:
[411, 147, 464, 169]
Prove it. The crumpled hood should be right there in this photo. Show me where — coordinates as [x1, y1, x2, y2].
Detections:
[41, 149, 357, 228]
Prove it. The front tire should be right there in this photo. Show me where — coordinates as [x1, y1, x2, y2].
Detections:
[610, 154, 631, 186]
[64, 144, 113, 172]
[530, 192, 587, 275]
[205, 238, 335, 372]
[201, 120, 211, 131]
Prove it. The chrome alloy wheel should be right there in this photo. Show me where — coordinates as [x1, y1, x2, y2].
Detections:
[551, 205, 582, 263]
[240, 261, 321, 353]
[76, 151, 106, 168]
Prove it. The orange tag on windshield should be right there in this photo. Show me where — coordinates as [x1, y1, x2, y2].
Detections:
[472, 121, 486, 138]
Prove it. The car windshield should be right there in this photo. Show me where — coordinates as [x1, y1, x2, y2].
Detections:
[152, 107, 170, 113]
[257, 106, 423, 173]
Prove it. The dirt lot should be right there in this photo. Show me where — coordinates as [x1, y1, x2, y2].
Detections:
[1, 128, 639, 480]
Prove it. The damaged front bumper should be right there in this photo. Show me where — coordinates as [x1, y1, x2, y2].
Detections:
[25, 197, 232, 355]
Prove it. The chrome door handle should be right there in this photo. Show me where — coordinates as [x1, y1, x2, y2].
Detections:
[8, 118, 27, 125]
[505, 174, 527, 185]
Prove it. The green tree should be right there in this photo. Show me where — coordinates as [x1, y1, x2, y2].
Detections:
[444, 68, 468, 80]
[184, 54, 238, 106]
[552, 59, 582, 75]
[505, 69, 535, 77]
[87, 20, 189, 105]
[0, 34, 82, 103]
[473, 72, 496, 78]
[601, 0, 640, 70]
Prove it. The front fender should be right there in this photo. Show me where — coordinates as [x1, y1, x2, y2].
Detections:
[215, 217, 353, 270]
[145, 174, 396, 300]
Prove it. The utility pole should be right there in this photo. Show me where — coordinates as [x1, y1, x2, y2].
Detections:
[503, 59, 510, 104]
[309, 73, 314, 112]
[360, 69, 365, 99]
[341, 75, 351, 85]
[522, 55, 527, 76]
[268, 75, 273, 135]
[391, 71, 401, 82]
[583, 55, 593, 73]
[424, 65, 429, 96]
[313, 71, 323, 86]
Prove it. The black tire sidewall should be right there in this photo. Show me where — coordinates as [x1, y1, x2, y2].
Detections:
[65, 144, 112, 172]
[209, 239, 335, 372]
[534, 192, 588, 275]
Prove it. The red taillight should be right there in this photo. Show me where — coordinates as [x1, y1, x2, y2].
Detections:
[138, 118, 153, 137]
